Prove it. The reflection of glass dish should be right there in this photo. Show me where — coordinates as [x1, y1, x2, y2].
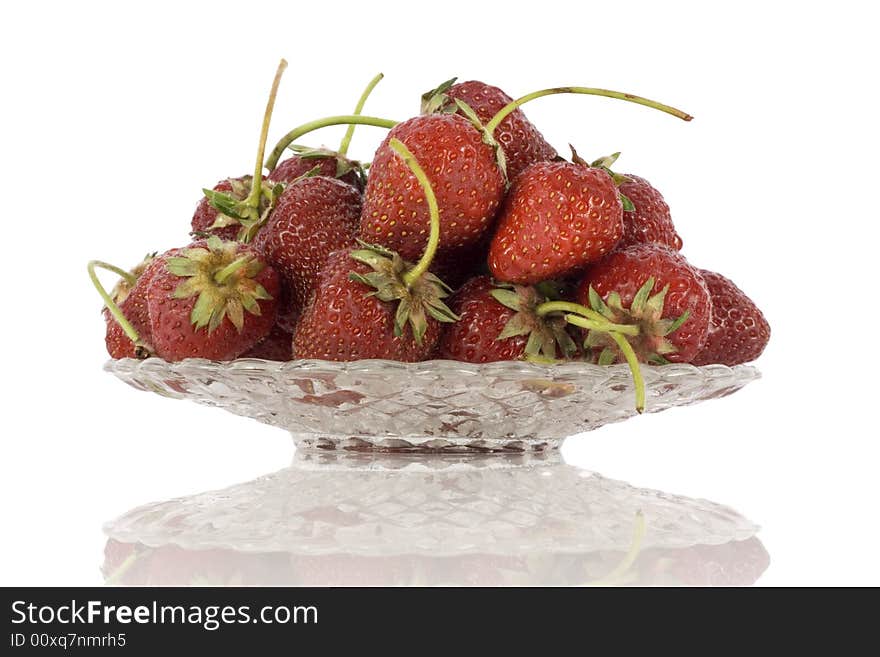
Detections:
[103, 452, 769, 585]
[105, 358, 759, 451]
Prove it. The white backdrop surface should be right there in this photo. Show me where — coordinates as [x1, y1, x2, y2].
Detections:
[0, 0, 876, 585]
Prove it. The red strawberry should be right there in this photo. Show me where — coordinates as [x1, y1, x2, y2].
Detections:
[146, 237, 279, 361]
[360, 113, 505, 261]
[294, 138, 460, 361]
[292, 249, 445, 362]
[252, 176, 361, 319]
[268, 149, 363, 190]
[617, 174, 682, 251]
[422, 79, 558, 181]
[691, 270, 770, 366]
[575, 244, 711, 364]
[436, 276, 576, 363]
[102, 255, 160, 358]
[241, 324, 293, 361]
[428, 236, 491, 291]
[488, 161, 624, 285]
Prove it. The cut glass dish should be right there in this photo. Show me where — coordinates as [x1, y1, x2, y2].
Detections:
[106, 357, 759, 451]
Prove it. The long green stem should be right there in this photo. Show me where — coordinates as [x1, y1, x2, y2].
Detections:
[564, 314, 639, 337]
[485, 87, 692, 135]
[242, 58, 288, 210]
[266, 115, 398, 171]
[88, 260, 142, 346]
[608, 331, 646, 413]
[388, 139, 440, 288]
[536, 300, 639, 336]
[338, 73, 384, 157]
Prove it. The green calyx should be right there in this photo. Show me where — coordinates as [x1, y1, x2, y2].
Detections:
[583, 278, 690, 366]
[569, 145, 635, 212]
[202, 176, 285, 243]
[420, 77, 458, 115]
[166, 236, 273, 334]
[348, 241, 457, 345]
[490, 284, 577, 360]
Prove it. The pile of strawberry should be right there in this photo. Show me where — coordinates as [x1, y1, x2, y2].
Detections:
[93, 61, 770, 411]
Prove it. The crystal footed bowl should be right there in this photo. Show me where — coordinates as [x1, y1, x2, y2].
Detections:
[105, 358, 760, 452]
[103, 451, 769, 586]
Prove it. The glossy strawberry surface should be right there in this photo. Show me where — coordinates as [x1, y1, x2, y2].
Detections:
[577, 244, 711, 363]
[252, 176, 360, 317]
[104, 256, 171, 358]
[268, 154, 361, 189]
[240, 324, 293, 361]
[691, 269, 770, 366]
[489, 161, 624, 284]
[617, 174, 682, 250]
[361, 114, 505, 261]
[436, 276, 527, 362]
[445, 80, 558, 181]
[292, 250, 441, 362]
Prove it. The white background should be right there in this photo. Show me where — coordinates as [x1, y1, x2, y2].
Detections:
[1, 0, 877, 585]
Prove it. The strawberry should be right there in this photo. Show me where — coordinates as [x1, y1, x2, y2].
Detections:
[436, 276, 576, 363]
[292, 249, 445, 361]
[293, 139, 458, 361]
[575, 244, 711, 364]
[101, 255, 159, 358]
[252, 176, 361, 321]
[146, 237, 279, 361]
[360, 113, 505, 262]
[268, 148, 362, 190]
[421, 78, 558, 181]
[488, 161, 624, 285]
[584, 152, 682, 252]
[428, 236, 491, 291]
[691, 270, 770, 366]
[241, 324, 293, 361]
[617, 173, 682, 251]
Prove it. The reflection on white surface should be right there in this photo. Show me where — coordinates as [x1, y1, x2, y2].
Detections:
[102, 451, 768, 586]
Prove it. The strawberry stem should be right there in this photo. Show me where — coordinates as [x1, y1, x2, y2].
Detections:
[266, 115, 399, 171]
[608, 330, 646, 413]
[388, 138, 441, 288]
[242, 59, 288, 212]
[485, 87, 693, 135]
[563, 313, 639, 337]
[535, 300, 639, 336]
[88, 260, 144, 349]
[338, 73, 384, 157]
